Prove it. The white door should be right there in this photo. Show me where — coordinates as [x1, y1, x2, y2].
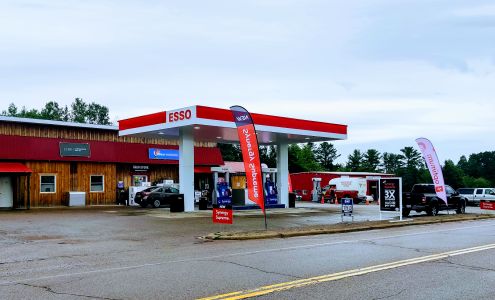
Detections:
[483, 189, 495, 201]
[474, 188, 483, 204]
[0, 176, 13, 208]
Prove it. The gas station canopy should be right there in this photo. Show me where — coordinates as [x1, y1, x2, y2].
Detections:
[119, 105, 348, 212]
[118, 105, 347, 144]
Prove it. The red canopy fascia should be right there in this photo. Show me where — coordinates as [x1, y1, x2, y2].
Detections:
[0, 162, 33, 173]
[194, 166, 212, 174]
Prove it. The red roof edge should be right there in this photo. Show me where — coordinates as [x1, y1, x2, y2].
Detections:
[119, 111, 167, 131]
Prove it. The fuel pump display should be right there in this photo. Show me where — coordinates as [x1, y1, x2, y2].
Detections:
[216, 179, 232, 206]
[264, 178, 278, 205]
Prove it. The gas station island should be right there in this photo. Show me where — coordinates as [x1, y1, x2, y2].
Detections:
[119, 105, 348, 212]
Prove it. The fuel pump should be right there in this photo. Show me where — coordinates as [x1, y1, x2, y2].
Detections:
[312, 177, 322, 202]
[263, 167, 278, 205]
[211, 166, 232, 206]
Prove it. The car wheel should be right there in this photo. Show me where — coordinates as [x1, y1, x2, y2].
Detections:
[430, 205, 439, 216]
[456, 201, 466, 214]
[140, 203, 148, 208]
[152, 199, 161, 208]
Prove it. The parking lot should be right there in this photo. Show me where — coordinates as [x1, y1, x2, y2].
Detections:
[0, 201, 484, 246]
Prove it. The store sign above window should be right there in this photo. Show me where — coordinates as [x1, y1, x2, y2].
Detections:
[132, 165, 149, 172]
[148, 148, 179, 160]
[60, 142, 91, 157]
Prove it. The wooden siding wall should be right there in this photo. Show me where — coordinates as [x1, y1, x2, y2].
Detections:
[23, 162, 119, 206]
[25, 161, 70, 207]
[12, 175, 29, 209]
[12, 163, 185, 207]
[0, 122, 215, 147]
[149, 165, 179, 184]
[116, 166, 134, 189]
[76, 163, 116, 205]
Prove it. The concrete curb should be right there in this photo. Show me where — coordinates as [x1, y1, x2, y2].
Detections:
[203, 214, 495, 240]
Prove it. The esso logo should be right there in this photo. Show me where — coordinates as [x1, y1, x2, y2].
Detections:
[168, 109, 192, 122]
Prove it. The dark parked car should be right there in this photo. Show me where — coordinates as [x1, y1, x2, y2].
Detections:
[138, 186, 180, 208]
[134, 186, 158, 207]
[402, 184, 466, 217]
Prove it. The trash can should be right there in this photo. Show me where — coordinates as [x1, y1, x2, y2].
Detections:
[170, 194, 185, 212]
[288, 192, 296, 208]
[199, 196, 208, 210]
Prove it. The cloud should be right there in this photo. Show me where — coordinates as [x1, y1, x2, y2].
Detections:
[452, 4, 495, 17]
[0, 0, 494, 165]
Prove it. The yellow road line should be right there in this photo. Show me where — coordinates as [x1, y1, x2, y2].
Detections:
[198, 243, 495, 300]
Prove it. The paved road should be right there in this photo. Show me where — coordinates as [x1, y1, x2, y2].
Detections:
[0, 205, 493, 299]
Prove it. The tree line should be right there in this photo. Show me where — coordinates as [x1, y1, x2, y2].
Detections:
[219, 143, 495, 191]
[1, 98, 111, 125]
[3, 102, 492, 191]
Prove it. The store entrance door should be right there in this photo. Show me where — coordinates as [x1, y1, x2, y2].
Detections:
[0, 176, 13, 208]
[369, 180, 379, 201]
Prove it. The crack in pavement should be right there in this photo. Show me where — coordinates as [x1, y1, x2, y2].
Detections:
[362, 240, 431, 254]
[0, 248, 139, 266]
[209, 259, 303, 280]
[435, 258, 495, 272]
[17, 282, 123, 300]
[373, 288, 406, 300]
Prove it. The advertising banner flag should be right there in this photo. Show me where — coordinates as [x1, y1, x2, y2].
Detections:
[416, 138, 447, 205]
[230, 106, 265, 213]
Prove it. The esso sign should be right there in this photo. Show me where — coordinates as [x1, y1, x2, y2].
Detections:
[168, 109, 192, 123]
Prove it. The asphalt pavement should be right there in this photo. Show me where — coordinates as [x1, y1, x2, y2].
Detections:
[0, 202, 493, 299]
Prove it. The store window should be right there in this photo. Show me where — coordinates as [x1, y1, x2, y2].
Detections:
[132, 175, 148, 187]
[90, 175, 104, 192]
[40, 175, 56, 193]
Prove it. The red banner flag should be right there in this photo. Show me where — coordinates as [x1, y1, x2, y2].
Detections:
[230, 106, 265, 212]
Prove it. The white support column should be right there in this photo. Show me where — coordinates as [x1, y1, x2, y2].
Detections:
[213, 172, 218, 205]
[277, 143, 289, 207]
[179, 127, 195, 212]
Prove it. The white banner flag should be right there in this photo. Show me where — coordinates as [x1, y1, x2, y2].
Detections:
[416, 138, 447, 205]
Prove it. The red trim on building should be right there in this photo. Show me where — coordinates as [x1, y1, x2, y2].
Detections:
[196, 105, 233, 122]
[194, 166, 212, 173]
[196, 106, 347, 135]
[118, 111, 167, 131]
[0, 162, 32, 173]
[0, 135, 223, 166]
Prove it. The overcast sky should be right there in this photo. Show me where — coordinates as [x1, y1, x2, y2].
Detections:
[1, 0, 494, 164]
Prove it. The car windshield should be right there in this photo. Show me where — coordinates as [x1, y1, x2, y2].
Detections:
[150, 187, 163, 193]
[165, 187, 179, 193]
[457, 188, 475, 194]
[412, 185, 435, 193]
